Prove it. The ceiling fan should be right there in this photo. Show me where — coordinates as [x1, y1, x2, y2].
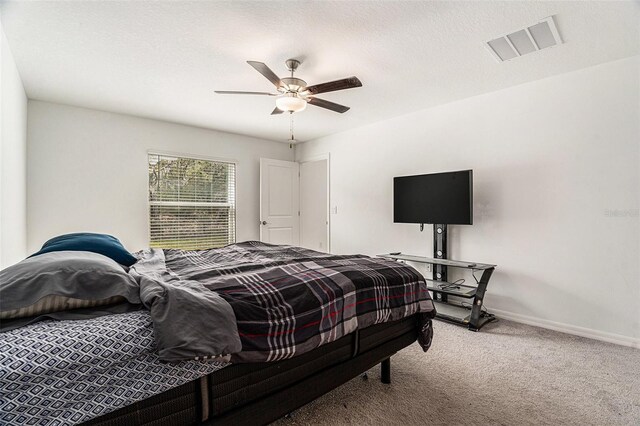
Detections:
[215, 59, 362, 115]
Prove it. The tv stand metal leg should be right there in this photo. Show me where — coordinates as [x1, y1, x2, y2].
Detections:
[468, 267, 494, 330]
[381, 358, 391, 384]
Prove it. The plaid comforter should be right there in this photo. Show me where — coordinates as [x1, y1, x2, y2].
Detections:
[133, 241, 436, 363]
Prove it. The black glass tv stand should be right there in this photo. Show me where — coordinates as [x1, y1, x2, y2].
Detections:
[378, 253, 497, 331]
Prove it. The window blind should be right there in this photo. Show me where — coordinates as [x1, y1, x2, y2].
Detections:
[148, 153, 236, 250]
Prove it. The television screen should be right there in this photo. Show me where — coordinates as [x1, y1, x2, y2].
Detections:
[394, 170, 473, 225]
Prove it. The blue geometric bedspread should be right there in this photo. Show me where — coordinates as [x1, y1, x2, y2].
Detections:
[0, 311, 228, 425]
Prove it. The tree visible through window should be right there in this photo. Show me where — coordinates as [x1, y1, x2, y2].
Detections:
[148, 153, 236, 250]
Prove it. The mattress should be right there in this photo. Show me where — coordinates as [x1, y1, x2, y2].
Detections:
[83, 315, 419, 426]
[0, 311, 227, 426]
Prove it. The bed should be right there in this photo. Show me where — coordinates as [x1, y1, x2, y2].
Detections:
[0, 240, 435, 425]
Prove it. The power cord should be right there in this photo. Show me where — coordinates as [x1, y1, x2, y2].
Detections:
[438, 278, 465, 290]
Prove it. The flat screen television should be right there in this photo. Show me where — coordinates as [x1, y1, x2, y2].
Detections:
[394, 170, 473, 225]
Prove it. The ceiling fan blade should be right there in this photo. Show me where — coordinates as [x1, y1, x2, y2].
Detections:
[307, 97, 350, 113]
[247, 61, 283, 88]
[271, 107, 284, 115]
[214, 90, 277, 96]
[305, 76, 362, 95]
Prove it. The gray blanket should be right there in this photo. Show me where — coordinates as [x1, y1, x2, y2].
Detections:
[130, 249, 242, 361]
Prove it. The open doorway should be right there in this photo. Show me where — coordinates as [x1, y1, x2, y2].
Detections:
[299, 155, 330, 253]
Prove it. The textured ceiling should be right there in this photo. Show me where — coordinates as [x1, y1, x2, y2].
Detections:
[1, 1, 638, 143]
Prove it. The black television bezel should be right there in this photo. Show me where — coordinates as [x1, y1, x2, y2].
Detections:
[393, 169, 473, 225]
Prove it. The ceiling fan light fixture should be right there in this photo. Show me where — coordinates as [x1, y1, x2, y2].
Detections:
[276, 94, 307, 113]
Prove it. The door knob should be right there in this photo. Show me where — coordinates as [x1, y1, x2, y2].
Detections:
[261, 221, 267, 225]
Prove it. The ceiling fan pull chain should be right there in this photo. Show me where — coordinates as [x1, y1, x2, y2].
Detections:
[290, 113, 294, 141]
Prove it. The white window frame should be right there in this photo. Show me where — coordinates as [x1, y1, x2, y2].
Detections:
[147, 150, 238, 249]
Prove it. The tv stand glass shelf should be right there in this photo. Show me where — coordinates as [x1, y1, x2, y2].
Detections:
[379, 254, 497, 331]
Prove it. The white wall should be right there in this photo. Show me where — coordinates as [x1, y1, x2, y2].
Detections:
[296, 56, 640, 346]
[27, 101, 293, 253]
[0, 16, 28, 268]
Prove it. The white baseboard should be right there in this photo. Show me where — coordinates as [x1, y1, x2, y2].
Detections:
[488, 307, 640, 349]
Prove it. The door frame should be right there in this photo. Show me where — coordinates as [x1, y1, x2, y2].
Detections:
[298, 153, 331, 253]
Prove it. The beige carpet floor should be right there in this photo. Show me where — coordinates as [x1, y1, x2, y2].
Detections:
[272, 319, 640, 426]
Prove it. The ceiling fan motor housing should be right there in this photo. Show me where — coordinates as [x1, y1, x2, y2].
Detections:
[281, 77, 307, 92]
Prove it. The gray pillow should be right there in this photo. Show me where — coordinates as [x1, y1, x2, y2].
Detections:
[0, 251, 141, 319]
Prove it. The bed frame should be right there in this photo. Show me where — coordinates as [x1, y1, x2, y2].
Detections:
[84, 315, 420, 426]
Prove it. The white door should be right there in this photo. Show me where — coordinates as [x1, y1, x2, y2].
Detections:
[300, 158, 329, 252]
[260, 158, 300, 245]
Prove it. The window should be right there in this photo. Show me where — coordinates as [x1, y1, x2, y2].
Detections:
[148, 153, 236, 250]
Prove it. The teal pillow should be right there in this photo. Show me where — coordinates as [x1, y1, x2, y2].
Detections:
[30, 233, 137, 266]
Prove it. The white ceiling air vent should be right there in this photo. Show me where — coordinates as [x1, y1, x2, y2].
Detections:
[486, 16, 563, 62]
